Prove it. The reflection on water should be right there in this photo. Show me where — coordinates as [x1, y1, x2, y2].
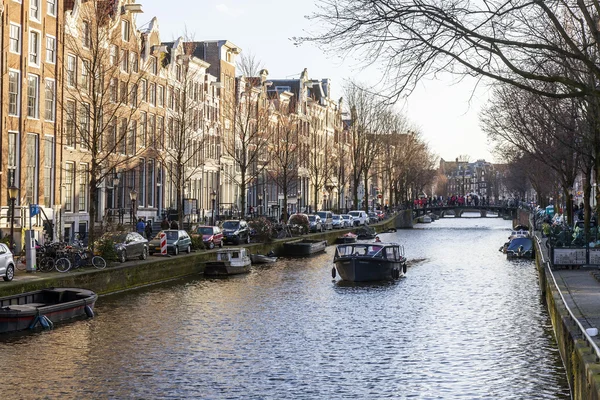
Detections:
[0, 214, 569, 399]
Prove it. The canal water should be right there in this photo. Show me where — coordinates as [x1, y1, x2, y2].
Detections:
[1, 214, 570, 399]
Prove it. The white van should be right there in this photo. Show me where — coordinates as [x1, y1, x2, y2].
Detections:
[348, 210, 368, 226]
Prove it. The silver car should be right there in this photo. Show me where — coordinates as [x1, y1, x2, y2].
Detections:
[332, 214, 344, 229]
[341, 214, 354, 228]
[0, 243, 15, 281]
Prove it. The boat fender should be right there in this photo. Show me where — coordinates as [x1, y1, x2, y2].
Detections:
[29, 315, 40, 330]
[331, 267, 336, 279]
[39, 315, 50, 329]
[403, 263, 407, 274]
[43, 315, 54, 329]
[84, 305, 94, 318]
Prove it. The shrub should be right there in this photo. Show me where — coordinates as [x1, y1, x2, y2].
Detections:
[249, 217, 274, 243]
[97, 238, 118, 262]
[191, 235, 205, 251]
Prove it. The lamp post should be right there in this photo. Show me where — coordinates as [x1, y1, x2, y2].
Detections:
[211, 190, 217, 225]
[129, 189, 137, 229]
[297, 192, 302, 213]
[8, 185, 18, 253]
[323, 193, 328, 210]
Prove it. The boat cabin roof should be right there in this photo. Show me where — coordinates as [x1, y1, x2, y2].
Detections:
[334, 242, 405, 260]
[216, 247, 247, 261]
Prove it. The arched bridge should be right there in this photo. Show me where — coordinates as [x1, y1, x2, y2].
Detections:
[413, 205, 517, 219]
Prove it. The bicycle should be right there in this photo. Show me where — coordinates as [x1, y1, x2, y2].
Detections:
[55, 246, 106, 272]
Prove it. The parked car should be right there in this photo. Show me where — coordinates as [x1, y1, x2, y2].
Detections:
[148, 230, 192, 256]
[331, 214, 344, 229]
[368, 212, 379, 224]
[193, 225, 224, 249]
[288, 213, 309, 235]
[316, 211, 334, 230]
[308, 214, 324, 232]
[348, 210, 368, 226]
[221, 220, 251, 245]
[0, 243, 15, 281]
[341, 214, 354, 228]
[101, 231, 149, 263]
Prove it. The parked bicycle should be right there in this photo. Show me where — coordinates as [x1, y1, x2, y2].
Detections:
[54, 242, 106, 273]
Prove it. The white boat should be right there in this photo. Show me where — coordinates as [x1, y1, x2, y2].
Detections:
[204, 248, 251, 276]
[249, 253, 278, 264]
[418, 215, 432, 223]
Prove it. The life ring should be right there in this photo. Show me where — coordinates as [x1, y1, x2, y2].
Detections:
[331, 267, 336, 279]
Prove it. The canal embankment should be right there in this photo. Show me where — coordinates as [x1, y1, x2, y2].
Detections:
[0, 213, 402, 297]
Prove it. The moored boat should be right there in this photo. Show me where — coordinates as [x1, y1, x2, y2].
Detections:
[335, 232, 358, 244]
[0, 288, 97, 333]
[250, 253, 278, 264]
[205, 248, 251, 276]
[505, 237, 535, 259]
[332, 242, 407, 282]
[282, 239, 327, 257]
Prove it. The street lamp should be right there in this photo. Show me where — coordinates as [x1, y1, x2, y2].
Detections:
[211, 190, 217, 225]
[129, 189, 137, 229]
[8, 185, 18, 253]
[323, 193, 328, 210]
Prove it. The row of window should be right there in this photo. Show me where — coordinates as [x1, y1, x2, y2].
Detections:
[12, 0, 57, 20]
[9, 24, 57, 66]
[8, 70, 55, 120]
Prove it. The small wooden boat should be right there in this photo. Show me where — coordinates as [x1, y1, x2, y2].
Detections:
[282, 239, 327, 257]
[332, 242, 407, 282]
[250, 253, 278, 264]
[204, 247, 251, 276]
[335, 232, 358, 244]
[0, 288, 97, 333]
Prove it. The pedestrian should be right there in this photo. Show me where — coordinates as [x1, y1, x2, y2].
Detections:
[145, 220, 153, 239]
[375, 236, 381, 243]
[161, 217, 170, 230]
[170, 219, 179, 229]
[136, 218, 145, 236]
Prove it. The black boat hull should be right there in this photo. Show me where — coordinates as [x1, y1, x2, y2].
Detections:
[335, 257, 406, 282]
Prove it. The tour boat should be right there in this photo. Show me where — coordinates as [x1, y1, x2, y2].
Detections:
[332, 242, 407, 282]
[204, 248, 251, 276]
[0, 288, 97, 333]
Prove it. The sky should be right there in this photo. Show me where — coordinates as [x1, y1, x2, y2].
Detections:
[138, 0, 495, 163]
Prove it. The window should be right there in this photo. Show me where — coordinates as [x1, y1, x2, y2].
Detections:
[65, 100, 76, 147]
[44, 79, 55, 121]
[82, 21, 91, 48]
[119, 119, 127, 154]
[27, 74, 40, 118]
[157, 116, 164, 149]
[128, 123, 136, 155]
[29, 30, 40, 65]
[138, 159, 145, 207]
[131, 53, 138, 73]
[67, 54, 77, 87]
[149, 114, 156, 148]
[81, 60, 90, 92]
[25, 134, 39, 205]
[8, 132, 18, 189]
[157, 85, 164, 107]
[79, 103, 90, 149]
[122, 20, 130, 41]
[110, 78, 118, 103]
[79, 164, 88, 212]
[140, 80, 147, 102]
[47, 0, 57, 16]
[147, 159, 154, 207]
[9, 24, 21, 54]
[120, 81, 127, 103]
[64, 163, 74, 212]
[130, 83, 138, 107]
[149, 56, 157, 74]
[121, 49, 128, 72]
[30, 0, 40, 20]
[140, 112, 147, 147]
[149, 83, 156, 106]
[45, 35, 56, 63]
[110, 45, 118, 66]
[43, 136, 54, 207]
[176, 64, 182, 81]
[8, 70, 20, 116]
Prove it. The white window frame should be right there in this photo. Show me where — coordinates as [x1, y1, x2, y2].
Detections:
[27, 74, 40, 119]
[45, 35, 56, 64]
[121, 20, 130, 42]
[67, 54, 77, 87]
[8, 69, 21, 117]
[9, 24, 21, 54]
[29, 29, 41, 67]
[47, 0, 57, 17]
[44, 78, 55, 122]
[30, 0, 41, 21]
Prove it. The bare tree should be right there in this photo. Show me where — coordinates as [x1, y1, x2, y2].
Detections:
[161, 39, 209, 224]
[236, 51, 265, 78]
[63, 0, 149, 247]
[307, 112, 336, 213]
[221, 75, 272, 219]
